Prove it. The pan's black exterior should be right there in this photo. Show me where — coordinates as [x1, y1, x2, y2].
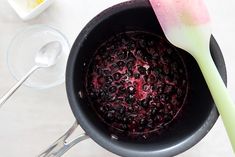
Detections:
[66, 1, 227, 157]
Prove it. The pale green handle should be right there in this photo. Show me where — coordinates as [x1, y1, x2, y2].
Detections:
[195, 49, 235, 152]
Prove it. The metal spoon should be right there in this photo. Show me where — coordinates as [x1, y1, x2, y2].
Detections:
[0, 41, 62, 108]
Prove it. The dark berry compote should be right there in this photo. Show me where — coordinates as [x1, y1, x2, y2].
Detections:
[85, 31, 188, 139]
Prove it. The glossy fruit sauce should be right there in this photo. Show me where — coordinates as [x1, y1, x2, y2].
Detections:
[85, 31, 188, 139]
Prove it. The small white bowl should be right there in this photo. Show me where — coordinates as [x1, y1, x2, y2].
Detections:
[8, 0, 55, 21]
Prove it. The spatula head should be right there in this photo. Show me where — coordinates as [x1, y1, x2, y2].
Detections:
[149, 0, 212, 57]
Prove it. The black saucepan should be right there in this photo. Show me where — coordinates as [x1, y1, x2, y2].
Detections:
[40, 1, 227, 157]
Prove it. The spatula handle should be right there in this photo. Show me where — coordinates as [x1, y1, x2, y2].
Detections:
[195, 50, 235, 152]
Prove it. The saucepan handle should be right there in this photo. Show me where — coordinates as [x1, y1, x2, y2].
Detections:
[38, 121, 89, 157]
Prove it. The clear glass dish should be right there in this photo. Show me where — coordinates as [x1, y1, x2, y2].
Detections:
[7, 25, 70, 89]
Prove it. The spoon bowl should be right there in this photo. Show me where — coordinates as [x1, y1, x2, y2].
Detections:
[35, 41, 62, 67]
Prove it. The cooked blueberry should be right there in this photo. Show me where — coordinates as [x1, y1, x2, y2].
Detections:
[96, 68, 102, 75]
[147, 40, 154, 46]
[138, 66, 146, 75]
[130, 43, 136, 50]
[99, 91, 106, 98]
[126, 61, 134, 70]
[122, 124, 128, 130]
[163, 66, 170, 74]
[131, 120, 136, 125]
[119, 86, 126, 93]
[167, 48, 173, 54]
[127, 52, 136, 61]
[107, 112, 114, 121]
[99, 106, 105, 112]
[147, 75, 155, 83]
[142, 84, 151, 92]
[152, 84, 158, 91]
[105, 76, 113, 84]
[119, 106, 125, 114]
[147, 123, 153, 129]
[149, 101, 156, 107]
[134, 73, 140, 79]
[166, 104, 172, 110]
[117, 51, 127, 59]
[164, 114, 172, 122]
[153, 67, 161, 74]
[116, 115, 122, 122]
[105, 95, 112, 101]
[158, 87, 164, 94]
[151, 107, 157, 116]
[171, 62, 178, 71]
[143, 55, 151, 62]
[103, 84, 109, 91]
[164, 85, 173, 93]
[97, 76, 105, 84]
[179, 69, 184, 73]
[138, 126, 144, 131]
[125, 95, 135, 104]
[169, 111, 174, 116]
[140, 118, 146, 125]
[133, 105, 140, 111]
[110, 63, 118, 70]
[108, 56, 115, 62]
[159, 94, 168, 102]
[127, 86, 136, 94]
[113, 72, 122, 81]
[147, 119, 153, 128]
[171, 97, 178, 105]
[139, 39, 146, 48]
[110, 96, 116, 102]
[121, 38, 128, 45]
[143, 75, 148, 82]
[159, 109, 164, 113]
[109, 86, 117, 93]
[177, 89, 183, 97]
[103, 70, 111, 76]
[126, 70, 133, 77]
[128, 106, 134, 111]
[101, 53, 109, 59]
[120, 80, 126, 85]
[123, 117, 128, 123]
[117, 61, 125, 68]
[89, 92, 95, 98]
[114, 82, 121, 86]
[140, 100, 148, 108]
[136, 49, 144, 58]
[127, 116, 133, 123]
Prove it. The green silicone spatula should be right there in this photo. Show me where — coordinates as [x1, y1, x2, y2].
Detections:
[149, 0, 235, 152]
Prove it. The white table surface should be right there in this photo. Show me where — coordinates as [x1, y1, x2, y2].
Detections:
[0, 0, 234, 157]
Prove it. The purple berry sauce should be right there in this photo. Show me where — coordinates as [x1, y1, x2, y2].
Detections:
[85, 31, 188, 139]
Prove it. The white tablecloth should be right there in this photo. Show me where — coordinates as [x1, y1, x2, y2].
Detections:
[0, 0, 234, 156]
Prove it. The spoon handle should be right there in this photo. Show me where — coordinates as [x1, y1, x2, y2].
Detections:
[0, 65, 39, 108]
[195, 49, 235, 152]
